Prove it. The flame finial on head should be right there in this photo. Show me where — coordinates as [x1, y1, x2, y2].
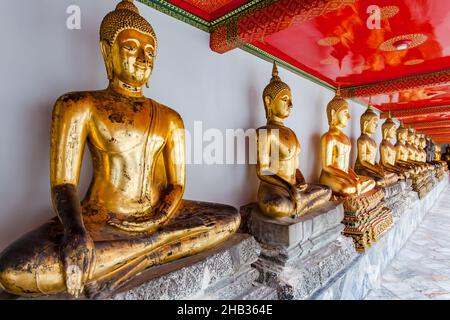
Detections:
[263, 61, 291, 101]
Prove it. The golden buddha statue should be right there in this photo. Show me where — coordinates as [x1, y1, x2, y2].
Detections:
[319, 93, 376, 197]
[435, 144, 449, 170]
[354, 106, 398, 186]
[0, 0, 240, 298]
[256, 63, 331, 218]
[418, 136, 428, 162]
[443, 145, 450, 168]
[435, 144, 442, 161]
[379, 118, 410, 179]
[407, 129, 427, 172]
[394, 124, 420, 175]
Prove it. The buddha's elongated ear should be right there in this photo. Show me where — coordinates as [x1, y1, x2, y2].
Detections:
[330, 109, 336, 125]
[363, 119, 369, 133]
[264, 96, 272, 118]
[100, 40, 113, 81]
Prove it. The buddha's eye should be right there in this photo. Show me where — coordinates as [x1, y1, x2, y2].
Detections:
[123, 45, 137, 52]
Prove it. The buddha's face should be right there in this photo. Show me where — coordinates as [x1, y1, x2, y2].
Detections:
[415, 135, 420, 146]
[364, 115, 378, 134]
[384, 124, 396, 139]
[397, 129, 408, 142]
[333, 105, 350, 128]
[266, 89, 293, 120]
[420, 139, 426, 148]
[407, 132, 415, 144]
[102, 29, 156, 87]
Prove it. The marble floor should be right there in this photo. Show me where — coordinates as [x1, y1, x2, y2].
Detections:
[366, 186, 450, 300]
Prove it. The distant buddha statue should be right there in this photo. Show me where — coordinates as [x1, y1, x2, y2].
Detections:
[444, 145, 450, 167]
[407, 129, 427, 173]
[379, 118, 410, 179]
[0, 0, 240, 298]
[354, 106, 398, 186]
[256, 62, 331, 218]
[319, 92, 376, 197]
[394, 123, 420, 176]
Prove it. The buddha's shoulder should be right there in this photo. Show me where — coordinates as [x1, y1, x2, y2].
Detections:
[53, 91, 99, 116]
[56, 91, 99, 104]
[148, 99, 184, 126]
[321, 130, 349, 142]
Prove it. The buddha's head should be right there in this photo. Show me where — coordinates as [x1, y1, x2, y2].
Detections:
[327, 91, 350, 129]
[396, 123, 408, 143]
[263, 62, 292, 122]
[419, 136, 426, 149]
[360, 106, 378, 135]
[407, 128, 416, 144]
[382, 118, 397, 140]
[100, 0, 157, 89]
[414, 134, 421, 147]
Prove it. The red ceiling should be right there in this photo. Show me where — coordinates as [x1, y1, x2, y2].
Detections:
[260, 0, 450, 87]
[362, 84, 450, 111]
[159, 0, 450, 142]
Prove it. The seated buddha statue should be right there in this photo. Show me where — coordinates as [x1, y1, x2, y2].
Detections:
[394, 124, 420, 176]
[407, 129, 427, 173]
[379, 118, 410, 179]
[256, 63, 331, 218]
[354, 106, 398, 187]
[319, 92, 376, 197]
[444, 145, 450, 168]
[0, 0, 240, 298]
[417, 135, 434, 171]
[435, 144, 449, 170]
[425, 136, 436, 164]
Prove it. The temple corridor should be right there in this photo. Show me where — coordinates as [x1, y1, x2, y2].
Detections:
[366, 185, 450, 300]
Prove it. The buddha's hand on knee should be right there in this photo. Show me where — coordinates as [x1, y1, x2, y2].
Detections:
[288, 185, 304, 210]
[295, 182, 308, 192]
[60, 230, 96, 298]
[107, 212, 168, 233]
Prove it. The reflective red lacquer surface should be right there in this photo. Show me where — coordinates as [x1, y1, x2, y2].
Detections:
[260, 0, 450, 87]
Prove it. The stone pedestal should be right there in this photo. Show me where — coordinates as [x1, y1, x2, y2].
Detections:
[111, 233, 276, 300]
[383, 180, 415, 218]
[242, 202, 356, 300]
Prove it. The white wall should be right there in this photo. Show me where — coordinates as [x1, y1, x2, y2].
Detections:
[0, 0, 381, 250]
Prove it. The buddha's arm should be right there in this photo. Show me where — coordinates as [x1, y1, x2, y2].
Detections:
[50, 93, 95, 297]
[50, 95, 90, 229]
[159, 113, 185, 218]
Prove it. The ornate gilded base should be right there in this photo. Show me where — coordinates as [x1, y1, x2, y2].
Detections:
[382, 181, 414, 218]
[335, 188, 394, 252]
[333, 188, 385, 214]
[411, 171, 435, 199]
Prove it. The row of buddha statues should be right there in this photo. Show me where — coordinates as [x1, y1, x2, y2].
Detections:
[0, 0, 447, 299]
